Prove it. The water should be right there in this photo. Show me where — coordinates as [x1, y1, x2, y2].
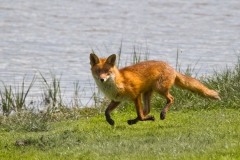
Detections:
[0, 0, 239, 107]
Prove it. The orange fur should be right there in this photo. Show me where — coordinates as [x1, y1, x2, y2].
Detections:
[90, 53, 220, 126]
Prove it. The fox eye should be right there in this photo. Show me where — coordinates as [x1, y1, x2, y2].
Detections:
[96, 68, 100, 74]
[107, 70, 112, 75]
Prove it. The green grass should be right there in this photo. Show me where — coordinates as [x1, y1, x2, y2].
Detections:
[0, 76, 36, 116]
[0, 109, 239, 160]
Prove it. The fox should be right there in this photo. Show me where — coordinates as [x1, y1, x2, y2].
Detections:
[90, 53, 221, 126]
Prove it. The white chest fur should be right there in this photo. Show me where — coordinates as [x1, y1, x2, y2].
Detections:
[94, 74, 128, 102]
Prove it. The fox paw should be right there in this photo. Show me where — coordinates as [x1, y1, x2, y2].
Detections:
[160, 111, 166, 120]
[106, 118, 115, 126]
[148, 115, 155, 121]
[127, 119, 138, 125]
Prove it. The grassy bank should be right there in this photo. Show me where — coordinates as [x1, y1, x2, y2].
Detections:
[0, 109, 239, 159]
[0, 52, 240, 159]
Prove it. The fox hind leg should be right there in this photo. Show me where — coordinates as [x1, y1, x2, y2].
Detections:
[143, 90, 153, 116]
[128, 96, 155, 125]
[154, 75, 175, 120]
[154, 86, 174, 120]
[159, 91, 174, 120]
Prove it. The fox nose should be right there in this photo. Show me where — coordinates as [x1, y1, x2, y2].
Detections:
[100, 78, 105, 82]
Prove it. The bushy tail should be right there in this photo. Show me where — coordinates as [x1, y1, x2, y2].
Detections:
[174, 72, 221, 100]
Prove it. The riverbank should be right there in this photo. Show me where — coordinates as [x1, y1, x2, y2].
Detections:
[0, 55, 240, 159]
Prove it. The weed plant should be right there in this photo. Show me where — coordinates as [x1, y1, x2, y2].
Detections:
[39, 71, 63, 109]
[0, 76, 36, 116]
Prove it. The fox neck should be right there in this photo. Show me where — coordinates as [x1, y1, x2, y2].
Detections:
[94, 68, 125, 101]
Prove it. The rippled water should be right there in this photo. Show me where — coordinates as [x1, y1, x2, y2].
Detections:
[0, 0, 239, 106]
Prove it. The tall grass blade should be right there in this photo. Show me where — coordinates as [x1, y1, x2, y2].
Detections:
[117, 39, 123, 68]
[38, 70, 63, 109]
[0, 76, 36, 115]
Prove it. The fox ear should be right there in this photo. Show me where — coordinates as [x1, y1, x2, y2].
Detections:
[106, 54, 116, 66]
[90, 53, 100, 66]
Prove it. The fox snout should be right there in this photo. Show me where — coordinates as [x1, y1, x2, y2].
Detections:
[98, 74, 110, 83]
[99, 76, 108, 82]
[97, 73, 115, 83]
[100, 78, 105, 82]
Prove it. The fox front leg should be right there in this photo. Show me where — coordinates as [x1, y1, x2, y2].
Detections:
[105, 101, 121, 126]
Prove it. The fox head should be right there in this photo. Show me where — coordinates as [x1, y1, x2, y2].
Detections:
[90, 53, 117, 83]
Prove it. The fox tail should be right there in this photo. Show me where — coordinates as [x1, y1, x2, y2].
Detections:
[174, 72, 221, 100]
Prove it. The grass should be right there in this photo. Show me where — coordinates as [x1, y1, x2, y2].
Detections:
[0, 109, 239, 159]
[39, 71, 63, 109]
[0, 49, 240, 159]
[0, 76, 36, 116]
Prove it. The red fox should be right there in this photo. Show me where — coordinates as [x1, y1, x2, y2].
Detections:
[90, 53, 221, 126]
